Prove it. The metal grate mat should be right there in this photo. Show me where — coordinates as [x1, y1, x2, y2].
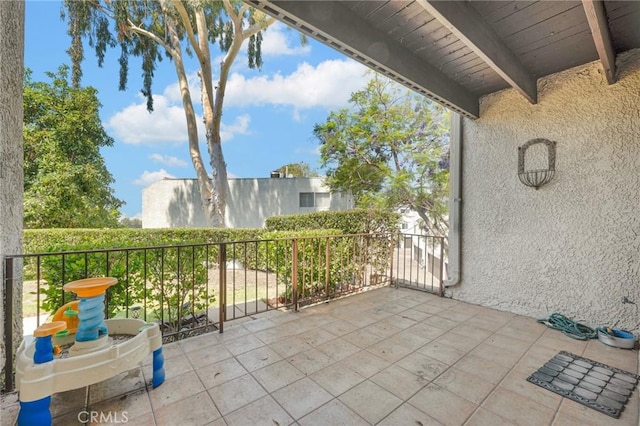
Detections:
[527, 351, 639, 418]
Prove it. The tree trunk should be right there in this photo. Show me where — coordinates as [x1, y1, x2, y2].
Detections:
[0, 0, 25, 387]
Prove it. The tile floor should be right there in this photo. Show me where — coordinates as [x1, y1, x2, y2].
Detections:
[2, 287, 638, 425]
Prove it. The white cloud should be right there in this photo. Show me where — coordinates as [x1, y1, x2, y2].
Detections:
[220, 114, 251, 141]
[261, 23, 311, 56]
[133, 169, 175, 186]
[149, 153, 188, 168]
[108, 94, 252, 145]
[107, 95, 198, 145]
[224, 59, 368, 110]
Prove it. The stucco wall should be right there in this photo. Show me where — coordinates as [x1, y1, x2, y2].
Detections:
[142, 177, 354, 228]
[452, 49, 640, 333]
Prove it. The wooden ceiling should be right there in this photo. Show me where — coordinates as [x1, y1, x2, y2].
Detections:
[246, 1, 640, 118]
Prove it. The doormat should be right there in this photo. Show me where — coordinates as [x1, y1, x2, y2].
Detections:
[526, 351, 639, 418]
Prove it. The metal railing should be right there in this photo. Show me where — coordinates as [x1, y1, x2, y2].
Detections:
[2, 232, 445, 392]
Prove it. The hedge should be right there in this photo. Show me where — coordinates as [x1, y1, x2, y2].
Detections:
[265, 209, 400, 234]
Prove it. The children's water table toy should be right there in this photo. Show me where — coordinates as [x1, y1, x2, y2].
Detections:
[15, 277, 165, 425]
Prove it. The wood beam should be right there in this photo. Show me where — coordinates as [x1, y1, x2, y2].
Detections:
[249, 0, 480, 118]
[417, 0, 537, 104]
[582, 0, 616, 84]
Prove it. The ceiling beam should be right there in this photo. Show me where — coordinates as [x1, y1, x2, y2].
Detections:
[248, 0, 480, 118]
[582, 0, 616, 84]
[417, 0, 538, 104]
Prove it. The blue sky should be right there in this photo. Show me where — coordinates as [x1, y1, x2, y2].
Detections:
[25, 2, 370, 219]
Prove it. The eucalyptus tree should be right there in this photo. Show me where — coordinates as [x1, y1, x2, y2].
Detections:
[65, 0, 277, 227]
[314, 75, 451, 239]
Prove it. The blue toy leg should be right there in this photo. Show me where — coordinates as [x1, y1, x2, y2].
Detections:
[152, 348, 165, 388]
[18, 396, 52, 426]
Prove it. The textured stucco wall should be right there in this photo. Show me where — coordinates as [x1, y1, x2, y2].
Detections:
[142, 177, 354, 228]
[452, 49, 640, 333]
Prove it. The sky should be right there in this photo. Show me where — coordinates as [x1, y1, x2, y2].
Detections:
[24, 2, 370, 219]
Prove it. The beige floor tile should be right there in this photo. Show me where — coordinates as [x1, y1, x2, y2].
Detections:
[339, 380, 403, 424]
[300, 328, 338, 347]
[378, 402, 444, 426]
[316, 336, 361, 361]
[179, 332, 220, 353]
[298, 399, 369, 426]
[204, 417, 227, 426]
[405, 322, 447, 340]
[149, 370, 204, 409]
[463, 316, 507, 333]
[309, 363, 366, 397]
[433, 367, 495, 404]
[286, 348, 335, 375]
[235, 345, 282, 372]
[450, 323, 493, 341]
[223, 395, 293, 426]
[186, 343, 234, 369]
[241, 318, 277, 333]
[89, 388, 152, 424]
[251, 360, 305, 393]
[324, 319, 359, 336]
[554, 390, 639, 426]
[428, 316, 461, 331]
[366, 338, 414, 362]
[154, 391, 220, 426]
[481, 333, 533, 355]
[434, 331, 483, 352]
[215, 325, 250, 342]
[342, 313, 380, 328]
[399, 308, 432, 322]
[341, 350, 391, 378]
[362, 321, 403, 339]
[90, 367, 146, 404]
[370, 364, 430, 400]
[418, 341, 467, 365]
[481, 388, 555, 426]
[343, 328, 384, 348]
[272, 378, 333, 420]
[413, 302, 448, 315]
[123, 412, 156, 426]
[442, 309, 476, 323]
[386, 328, 432, 351]
[269, 335, 312, 358]
[207, 374, 267, 416]
[50, 387, 87, 418]
[408, 383, 478, 426]
[223, 333, 265, 356]
[453, 355, 510, 385]
[253, 325, 296, 345]
[196, 357, 248, 389]
[395, 352, 449, 381]
[469, 342, 523, 368]
[499, 365, 562, 410]
[581, 340, 638, 373]
[535, 331, 589, 355]
[143, 353, 193, 382]
[464, 407, 514, 426]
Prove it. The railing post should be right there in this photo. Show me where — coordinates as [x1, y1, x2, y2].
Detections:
[389, 234, 396, 288]
[292, 239, 298, 312]
[4, 257, 15, 391]
[324, 238, 330, 300]
[438, 238, 445, 297]
[218, 243, 226, 333]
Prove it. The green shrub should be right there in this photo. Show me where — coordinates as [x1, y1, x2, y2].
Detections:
[265, 209, 400, 234]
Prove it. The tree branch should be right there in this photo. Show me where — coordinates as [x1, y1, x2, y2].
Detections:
[127, 21, 174, 56]
[172, 0, 206, 64]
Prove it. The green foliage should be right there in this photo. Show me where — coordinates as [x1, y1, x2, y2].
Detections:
[23, 66, 123, 228]
[24, 228, 265, 321]
[265, 209, 400, 235]
[273, 162, 319, 177]
[314, 74, 450, 237]
[119, 217, 142, 228]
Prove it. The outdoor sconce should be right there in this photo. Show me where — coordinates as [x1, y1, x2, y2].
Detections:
[518, 138, 556, 189]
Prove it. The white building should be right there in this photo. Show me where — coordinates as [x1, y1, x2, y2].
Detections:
[141, 177, 354, 228]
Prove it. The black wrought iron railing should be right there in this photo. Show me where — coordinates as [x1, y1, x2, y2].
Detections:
[2, 232, 445, 392]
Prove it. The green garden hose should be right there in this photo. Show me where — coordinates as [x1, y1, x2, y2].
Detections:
[537, 313, 598, 340]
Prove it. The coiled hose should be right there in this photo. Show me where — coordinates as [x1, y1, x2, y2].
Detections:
[537, 313, 598, 340]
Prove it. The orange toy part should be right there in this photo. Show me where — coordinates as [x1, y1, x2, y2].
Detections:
[63, 277, 117, 298]
[34, 321, 67, 337]
[52, 301, 80, 334]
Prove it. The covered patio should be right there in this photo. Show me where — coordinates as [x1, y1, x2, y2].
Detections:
[3, 286, 637, 425]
